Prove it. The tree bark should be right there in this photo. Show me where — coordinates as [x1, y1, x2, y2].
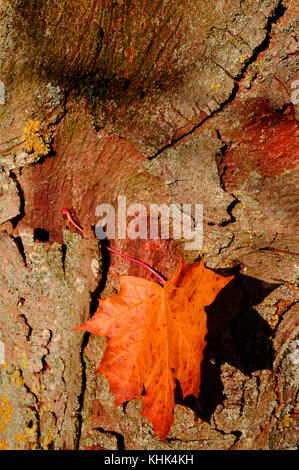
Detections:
[0, 0, 298, 450]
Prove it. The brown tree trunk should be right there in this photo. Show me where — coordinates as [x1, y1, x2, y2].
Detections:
[0, 0, 298, 450]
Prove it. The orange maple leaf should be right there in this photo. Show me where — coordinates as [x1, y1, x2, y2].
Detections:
[75, 257, 233, 440]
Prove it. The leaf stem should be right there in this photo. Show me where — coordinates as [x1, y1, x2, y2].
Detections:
[105, 246, 166, 285]
[63, 208, 166, 285]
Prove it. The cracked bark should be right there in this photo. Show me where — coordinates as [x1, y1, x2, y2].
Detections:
[148, 0, 287, 160]
[0, 0, 298, 450]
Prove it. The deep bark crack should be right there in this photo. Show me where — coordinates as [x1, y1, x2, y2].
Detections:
[148, 0, 287, 161]
[94, 427, 125, 450]
[75, 331, 90, 450]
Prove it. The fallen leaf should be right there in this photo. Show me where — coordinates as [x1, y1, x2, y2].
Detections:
[75, 257, 233, 440]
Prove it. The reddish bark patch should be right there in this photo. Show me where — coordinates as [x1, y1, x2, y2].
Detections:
[19, 103, 145, 244]
[218, 98, 298, 192]
[18, 101, 179, 282]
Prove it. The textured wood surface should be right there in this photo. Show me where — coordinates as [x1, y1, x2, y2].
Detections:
[0, 0, 298, 450]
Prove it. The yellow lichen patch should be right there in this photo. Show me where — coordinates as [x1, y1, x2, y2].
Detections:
[30, 382, 39, 397]
[278, 413, 293, 430]
[239, 54, 245, 64]
[210, 83, 221, 92]
[0, 395, 13, 432]
[21, 120, 54, 161]
[25, 409, 38, 440]
[30, 381, 46, 400]
[3, 363, 8, 370]
[15, 432, 27, 449]
[270, 314, 279, 328]
[267, 390, 276, 400]
[0, 440, 8, 450]
[25, 423, 37, 440]
[197, 245, 209, 257]
[42, 429, 54, 450]
[18, 352, 28, 370]
[10, 370, 24, 389]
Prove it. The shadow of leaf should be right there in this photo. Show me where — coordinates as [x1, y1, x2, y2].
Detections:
[176, 271, 278, 421]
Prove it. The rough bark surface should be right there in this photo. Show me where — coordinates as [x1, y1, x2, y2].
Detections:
[0, 0, 298, 450]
